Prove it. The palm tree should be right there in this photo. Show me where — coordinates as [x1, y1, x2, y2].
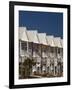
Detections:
[22, 58, 35, 78]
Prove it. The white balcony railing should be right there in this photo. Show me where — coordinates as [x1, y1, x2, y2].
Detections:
[57, 54, 61, 59]
[42, 65, 46, 71]
[54, 58, 57, 66]
[36, 63, 41, 67]
[50, 53, 55, 58]
[20, 50, 29, 57]
[46, 58, 50, 66]
[33, 51, 40, 57]
[32, 66, 36, 72]
[42, 52, 48, 57]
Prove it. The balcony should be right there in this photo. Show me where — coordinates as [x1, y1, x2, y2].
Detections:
[42, 65, 46, 71]
[42, 58, 47, 65]
[50, 53, 55, 58]
[28, 48, 32, 56]
[54, 58, 57, 66]
[42, 52, 48, 58]
[57, 54, 61, 59]
[33, 51, 41, 58]
[20, 50, 29, 57]
[46, 58, 50, 66]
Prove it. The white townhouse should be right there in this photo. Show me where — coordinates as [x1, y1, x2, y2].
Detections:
[19, 27, 63, 78]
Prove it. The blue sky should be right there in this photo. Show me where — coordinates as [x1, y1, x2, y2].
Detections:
[19, 11, 63, 38]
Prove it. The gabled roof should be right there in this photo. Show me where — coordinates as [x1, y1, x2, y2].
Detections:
[60, 39, 63, 48]
[19, 27, 28, 41]
[19, 27, 63, 48]
[46, 35, 55, 47]
[27, 30, 39, 43]
[53, 37, 62, 48]
[37, 33, 48, 45]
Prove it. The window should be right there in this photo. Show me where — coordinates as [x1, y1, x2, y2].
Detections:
[29, 43, 32, 49]
[28, 43, 32, 53]
[33, 44, 39, 53]
[47, 66, 49, 73]
[58, 48, 60, 54]
[43, 49, 46, 53]
[54, 48, 57, 56]
[21, 41, 27, 51]
[50, 47, 54, 53]
[61, 48, 63, 57]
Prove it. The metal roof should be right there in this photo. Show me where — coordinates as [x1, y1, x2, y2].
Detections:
[19, 27, 63, 48]
[27, 30, 39, 43]
[46, 35, 55, 47]
[60, 39, 63, 48]
[19, 27, 28, 41]
[53, 37, 62, 48]
[37, 33, 48, 45]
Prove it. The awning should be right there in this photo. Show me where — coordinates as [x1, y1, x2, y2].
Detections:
[19, 27, 28, 42]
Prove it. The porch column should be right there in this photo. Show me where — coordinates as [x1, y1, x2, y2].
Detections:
[41, 44, 42, 73]
[49, 46, 51, 75]
[57, 47, 58, 75]
[27, 41, 29, 55]
[54, 47, 55, 76]
[32, 42, 33, 57]
[31, 42, 33, 74]
[19, 40, 22, 77]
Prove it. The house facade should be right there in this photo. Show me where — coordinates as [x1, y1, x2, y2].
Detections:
[19, 27, 63, 78]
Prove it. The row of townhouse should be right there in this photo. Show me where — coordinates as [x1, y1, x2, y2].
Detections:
[19, 27, 63, 78]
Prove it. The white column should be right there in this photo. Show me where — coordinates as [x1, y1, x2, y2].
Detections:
[49, 46, 51, 74]
[20, 40, 21, 56]
[54, 47, 55, 76]
[27, 41, 29, 56]
[19, 40, 23, 78]
[57, 47, 58, 74]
